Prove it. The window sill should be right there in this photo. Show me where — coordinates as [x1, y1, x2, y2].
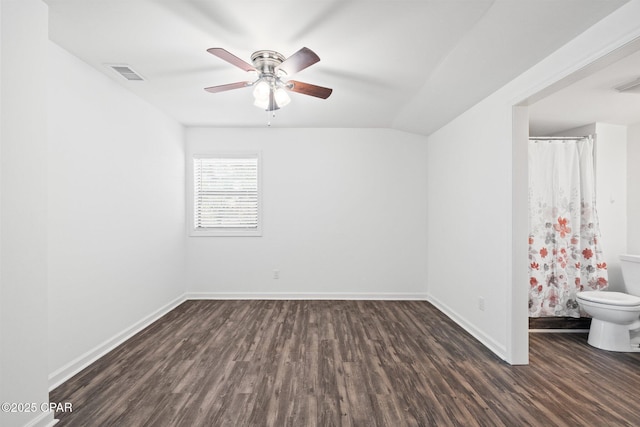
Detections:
[189, 228, 262, 237]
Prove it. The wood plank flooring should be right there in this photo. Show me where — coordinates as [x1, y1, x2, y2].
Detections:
[50, 300, 640, 426]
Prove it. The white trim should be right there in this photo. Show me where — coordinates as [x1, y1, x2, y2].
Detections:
[529, 329, 590, 334]
[23, 410, 57, 427]
[426, 293, 507, 361]
[48, 294, 186, 391]
[509, 105, 530, 365]
[186, 292, 428, 301]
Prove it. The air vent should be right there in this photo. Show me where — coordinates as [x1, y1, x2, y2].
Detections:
[615, 77, 640, 93]
[107, 64, 144, 81]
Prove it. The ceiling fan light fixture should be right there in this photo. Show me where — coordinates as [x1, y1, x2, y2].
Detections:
[252, 80, 271, 102]
[252, 79, 291, 111]
[253, 96, 270, 110]
[274, 87, 291, 108]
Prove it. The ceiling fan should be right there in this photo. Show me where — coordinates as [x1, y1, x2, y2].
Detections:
[204, 47, 333, 111]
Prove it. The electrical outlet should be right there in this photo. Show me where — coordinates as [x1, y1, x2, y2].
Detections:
[478, 297, 485, 311]
[273, 269, 280, 279]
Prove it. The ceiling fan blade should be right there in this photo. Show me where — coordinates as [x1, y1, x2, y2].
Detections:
[276, 47, 320, 75]
[204, 81, 250, 93]
[207, 48, 256, 72]
[287, 80, 333, 99]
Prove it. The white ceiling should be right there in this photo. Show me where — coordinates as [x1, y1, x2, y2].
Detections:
[529, 47, 640, 136]
[44, 0, 629, 136]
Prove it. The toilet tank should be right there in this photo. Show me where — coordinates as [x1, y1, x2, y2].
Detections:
[620, 254, 640, 296]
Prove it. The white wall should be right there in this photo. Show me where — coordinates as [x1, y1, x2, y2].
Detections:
[186, 127, 428, 298]
[47, 41, 186, 387]
[628, 122, 640, 254]
[427, 94, 514, 358]
[425, 1, 640, 364]
[1, 1, 53, 427]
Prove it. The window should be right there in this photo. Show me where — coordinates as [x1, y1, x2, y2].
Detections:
[192, 154, 261, 236]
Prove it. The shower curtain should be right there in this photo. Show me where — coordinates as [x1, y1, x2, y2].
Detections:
[528, 136, 608, 318]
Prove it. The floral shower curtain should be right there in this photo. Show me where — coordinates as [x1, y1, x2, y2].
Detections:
[528, 136, 608, 318]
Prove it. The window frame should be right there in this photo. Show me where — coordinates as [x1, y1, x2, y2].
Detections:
[188, 152, 262, 237]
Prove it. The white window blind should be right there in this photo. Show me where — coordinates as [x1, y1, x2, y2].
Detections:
[193, 156, 260, 233]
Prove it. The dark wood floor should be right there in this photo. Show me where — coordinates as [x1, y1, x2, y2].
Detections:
[50, 300, 640, 426]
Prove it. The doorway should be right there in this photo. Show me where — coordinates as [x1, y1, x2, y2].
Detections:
[514, 37, 640, 357]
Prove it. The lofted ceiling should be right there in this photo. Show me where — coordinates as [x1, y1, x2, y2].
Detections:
[44, 0, 629, 135]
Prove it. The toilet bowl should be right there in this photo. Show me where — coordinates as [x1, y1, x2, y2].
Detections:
[577, 291, 640, 351]
[577, 254, 640, 352]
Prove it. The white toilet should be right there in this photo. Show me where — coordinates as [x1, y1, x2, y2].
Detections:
[576, 254, 640, 352]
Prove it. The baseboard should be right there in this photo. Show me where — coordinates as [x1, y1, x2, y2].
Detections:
[186, 292, 429, 300]
[426, 294, 507, 360]
[529, 329, 590, 333]
[22, 410, 57, 427]
[48, 294, 186, 391]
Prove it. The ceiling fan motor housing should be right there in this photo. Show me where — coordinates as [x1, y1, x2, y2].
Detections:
[251, 50, 286, 78]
